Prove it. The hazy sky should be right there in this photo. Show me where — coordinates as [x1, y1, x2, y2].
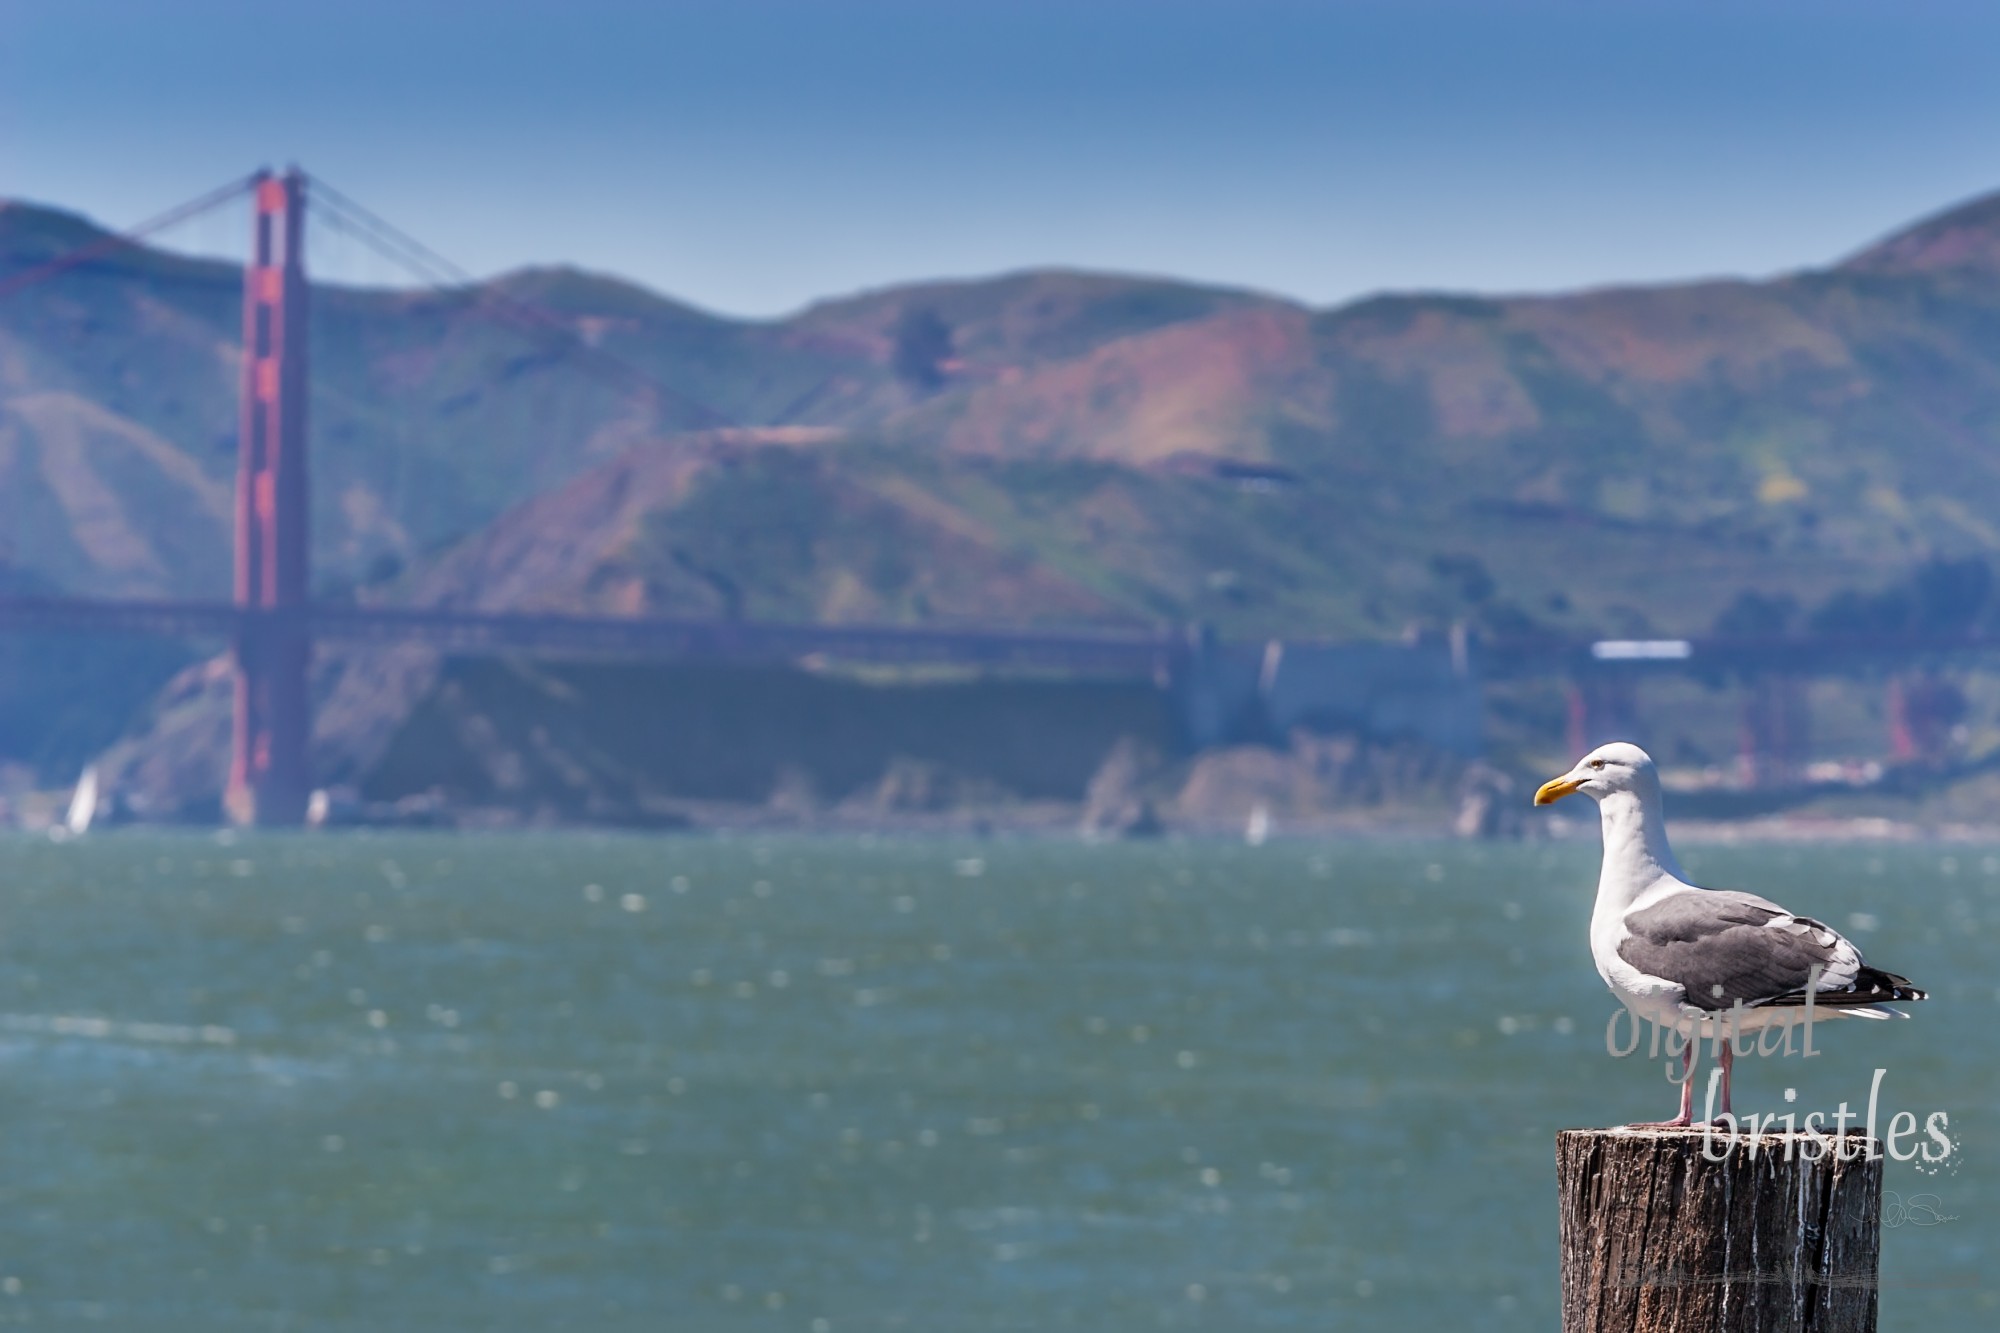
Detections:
[3, 0, 1998, 317]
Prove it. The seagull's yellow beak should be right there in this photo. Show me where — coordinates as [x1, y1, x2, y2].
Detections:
[1533, 774, 1585, 806]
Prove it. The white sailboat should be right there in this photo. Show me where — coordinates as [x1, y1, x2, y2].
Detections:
[1244, 802, 1271, 846]
[64, 764, 100, 836]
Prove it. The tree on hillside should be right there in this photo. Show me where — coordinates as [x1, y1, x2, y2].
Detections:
[1806, 556, 1993, 638]
[892, 306, 954, 391]
[1428, 553, 1495, 604]
[1911, 556, 1992, 632]
[1711, 590, 1797, 638]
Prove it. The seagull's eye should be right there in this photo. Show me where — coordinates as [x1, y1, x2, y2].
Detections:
[1589, 759, 1605, 770]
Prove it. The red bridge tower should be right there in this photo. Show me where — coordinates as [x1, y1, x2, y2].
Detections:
[225, 169, 312, 826]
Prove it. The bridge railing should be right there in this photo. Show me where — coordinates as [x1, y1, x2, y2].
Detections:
[0, 594, 1186, 677]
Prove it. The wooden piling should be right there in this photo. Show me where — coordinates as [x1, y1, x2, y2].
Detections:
[1557, 1128, 1882, 1333]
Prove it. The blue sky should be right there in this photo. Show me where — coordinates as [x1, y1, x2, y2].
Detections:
[3, 0, 1998, 317]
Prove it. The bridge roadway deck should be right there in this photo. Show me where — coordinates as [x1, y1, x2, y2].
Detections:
[0, 595, 1185, 677]
[8, 594, 2000, 680]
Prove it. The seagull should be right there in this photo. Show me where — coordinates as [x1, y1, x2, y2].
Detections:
[1534, 741, 1925, 1127]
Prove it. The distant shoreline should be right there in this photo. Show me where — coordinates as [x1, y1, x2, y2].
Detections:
[15, 796, 2000, 843]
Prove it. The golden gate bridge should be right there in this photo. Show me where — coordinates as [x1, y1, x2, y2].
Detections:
[0, 169, 1993, 823]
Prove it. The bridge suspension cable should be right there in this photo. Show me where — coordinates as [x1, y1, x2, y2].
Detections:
[0, 172, 262, 302]
[304, 172, 730, 428]
[0, 171, 261, 592]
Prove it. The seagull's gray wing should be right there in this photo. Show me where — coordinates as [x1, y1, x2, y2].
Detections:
[1618, 888, 1890, 1011]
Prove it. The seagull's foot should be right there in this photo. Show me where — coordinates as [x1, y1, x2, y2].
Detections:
[1620, 1115, 1737, 1131]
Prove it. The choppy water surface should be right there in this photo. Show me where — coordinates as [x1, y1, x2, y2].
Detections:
[0, 832, 1989, 1330]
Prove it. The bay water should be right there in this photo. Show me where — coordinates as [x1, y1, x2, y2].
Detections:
[0, 831, 1988, 1329]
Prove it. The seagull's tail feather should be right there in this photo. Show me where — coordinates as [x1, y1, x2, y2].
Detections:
[1850, 966, 1926, 1004]
[1764, 965, 1926, 1011]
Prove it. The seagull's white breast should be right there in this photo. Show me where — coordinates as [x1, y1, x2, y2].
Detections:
[1589, 877, 1688, 1028]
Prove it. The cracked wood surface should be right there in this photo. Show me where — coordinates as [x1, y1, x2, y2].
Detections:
[1557, 1127, 1881, 1332]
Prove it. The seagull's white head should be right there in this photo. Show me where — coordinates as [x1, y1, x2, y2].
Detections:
[1532, 741, 1659, 806]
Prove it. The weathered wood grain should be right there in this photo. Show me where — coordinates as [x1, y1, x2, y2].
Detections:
[1557, 1128, 1881, 1333]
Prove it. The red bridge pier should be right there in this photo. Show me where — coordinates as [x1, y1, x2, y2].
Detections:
[1564, 675, 1640, 756]
[1738, 673, 1809, 789]
[224, 169, 312, 827]
[1887, 671, 1967, 766]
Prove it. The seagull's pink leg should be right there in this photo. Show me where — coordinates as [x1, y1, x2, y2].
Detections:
[1715, 1040, 1734, 1121]
[1626, 1038, 1696, 1128]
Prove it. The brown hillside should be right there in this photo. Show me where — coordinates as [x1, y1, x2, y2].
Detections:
[1840, 189, 2000, 276]
[18, 184, 2000, 797]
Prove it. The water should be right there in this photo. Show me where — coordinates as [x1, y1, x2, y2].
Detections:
[0, 831, 1989, 1330]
